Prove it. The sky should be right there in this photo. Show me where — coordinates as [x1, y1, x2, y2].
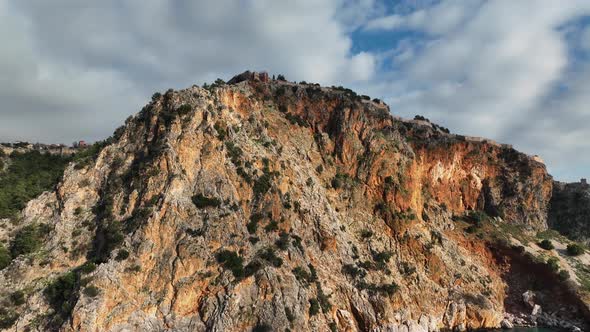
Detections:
[1, 0, 589, 181]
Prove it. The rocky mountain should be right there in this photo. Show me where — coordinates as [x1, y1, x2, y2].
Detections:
[0, 72, 587, 331]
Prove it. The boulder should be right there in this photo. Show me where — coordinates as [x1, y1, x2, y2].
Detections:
[522, 290, 536, 308]
[531, 304, 542, 316]
[500, 319, 514, 329]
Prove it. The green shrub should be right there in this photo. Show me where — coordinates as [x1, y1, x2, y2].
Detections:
[291, 235, 304, 252]
[309, 298, 320, 316]
[79, 262, 97, 274]
[276, 232, 290, 250]
[115, 249, 129, 261]
[466, 210, 488, 224]
[372, 251, 392, 264]
[0, 308, 18, 329]
[127, 264, 141, 273]
[83, 285, 100, 297]
[10, 224, 50, 257]
[293, 266, 314, 286]
[329, 322, 338, 332]
[465, 225, 478, 234]
[244, 260, 263, 277]
[44, 271, 79, 319]
[566, 243, 584, 256]
[253, 173, 272, 197]
[264, 220, 278, 232]
[316, 283, 331, 312]
[10, 290, 25, 306]
[538, 239, 554, 250]
[177, 104, 192, 116]
[342, 264, 367, 279]
[308, 264, 318, 281]
[511, 245, 525, 254]
[558, 269, 570, 281]
[259, 248, 282, 267]
[214, 122, 227, 140]
[0, 244, 10, 270]
[247, 213, 263, 234]
[358, 281, 399, 296]
[360, 229, 373, 239]
[216, 250, 244, 279]
[252, 323, 272, 332]
[192, 194, 221, 208]
[89, 220, 124, 263]
[546, 257, 560, 272]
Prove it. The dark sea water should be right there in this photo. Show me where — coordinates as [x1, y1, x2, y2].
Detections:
[481, 329, 566, 332]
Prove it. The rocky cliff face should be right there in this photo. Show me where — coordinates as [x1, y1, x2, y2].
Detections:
[549, 181, 590, 243]
[0, 72, 582, 331]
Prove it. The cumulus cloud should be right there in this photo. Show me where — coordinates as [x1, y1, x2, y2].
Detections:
[0, 0, 376, 143]
[362, 0, 590, 181]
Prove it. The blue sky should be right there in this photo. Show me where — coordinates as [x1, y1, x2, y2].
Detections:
[1, 0, 590, 181]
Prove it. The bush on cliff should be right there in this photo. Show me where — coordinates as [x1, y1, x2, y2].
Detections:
[216, 250, 244, 279]
[538, 239, 554, 250]
[10, 223, 51, 258]
[0, 244, 10, 270]
[44, 271, 79, 321]
[566, 243, 584, 256]
[192, 194, 221, 208]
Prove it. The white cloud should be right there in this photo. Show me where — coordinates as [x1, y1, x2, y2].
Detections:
[0, 0, 378, 143]
[360, 1, 590, 181]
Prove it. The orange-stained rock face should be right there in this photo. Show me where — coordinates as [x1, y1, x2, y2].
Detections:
[0, 74, 584, 332]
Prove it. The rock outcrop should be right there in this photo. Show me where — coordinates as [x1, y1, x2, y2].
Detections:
[549, 181, 590, 243]
[0, 72, 583, 331]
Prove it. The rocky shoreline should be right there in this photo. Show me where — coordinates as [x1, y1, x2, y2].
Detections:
[500, 291, 584, 331]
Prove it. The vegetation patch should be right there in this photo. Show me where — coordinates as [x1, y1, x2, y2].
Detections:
[309, 298, 320, 316]
[0, 308, 18, 329]
[115, 249, 130, 261]
[331, 172, 356, 190]
[10, 291, 25, 306]
[44, 271, 80, 326]
[0, 244, 10, 270]
[357, 281, 399, 296]
[538, 239, 554, 250]
[247, 213, 263, 234]
[83, 285, 100, 298]
[275, 231, 290, 250]
[264, 220, 279, 232]
[73, 141, 108, 170]
[293, 266, 315, 286]
[567, 243, 584, 256]
[10, 223, 51, 258]
[216, 250, 245, 279]
[259, 247, 283, 267]
[88, 220, 124, 263]
[192, 194, 221, 208]
[0, 151, 71, 218]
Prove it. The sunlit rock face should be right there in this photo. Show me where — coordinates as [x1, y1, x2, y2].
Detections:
[3, 72, 582, 332]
